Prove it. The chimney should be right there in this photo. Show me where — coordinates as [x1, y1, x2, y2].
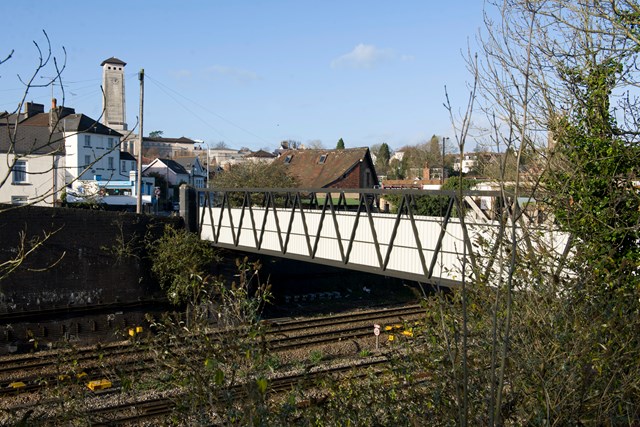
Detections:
[423, 163, 430, 181]
[24, 102, 44, 117]
[49, 98, 59, 131]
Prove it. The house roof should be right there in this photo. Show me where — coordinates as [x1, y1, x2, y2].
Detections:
[274, 147, 374, 188]
[101, 57, 126, 66]
[144, 136, 195, 144]
[60, 114, 123, 136]
[144, 158, 189, 175]
[119, 151, 136, 161]
[174, 156, 202, 170]
[0, 106, 122, 156]
[246, 149, 276, 158]
[0, 122, 65, 155]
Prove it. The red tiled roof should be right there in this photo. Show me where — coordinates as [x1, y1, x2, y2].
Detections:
[274, 147, 374, 188]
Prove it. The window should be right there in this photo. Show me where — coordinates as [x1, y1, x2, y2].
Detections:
[84, 155, 91, 168]
[108, 157, 114, 170]
[107, 137, 114, 149]
[284, 155, 293, 164]
[121, 160, 126, 173]
[84, 135, 91, 147]
[11, 195, 28, 205]
[318, 154, 327, 164]
[12, 160, 27, 184]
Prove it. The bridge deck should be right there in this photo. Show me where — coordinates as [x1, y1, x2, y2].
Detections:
[194, 188, 570, 287]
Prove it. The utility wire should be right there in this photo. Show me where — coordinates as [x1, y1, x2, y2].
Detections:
[144, 74, 229, 141]
[144, 72, 271, 145]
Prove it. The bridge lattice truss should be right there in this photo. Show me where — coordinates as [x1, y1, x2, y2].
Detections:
[195, 188, 571, 287]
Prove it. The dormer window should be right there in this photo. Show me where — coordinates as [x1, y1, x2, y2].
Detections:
[318, 154, 327, 164]
[284, 155, 293, 164]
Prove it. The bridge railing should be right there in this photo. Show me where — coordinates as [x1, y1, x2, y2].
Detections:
[193, 187, 571, 287]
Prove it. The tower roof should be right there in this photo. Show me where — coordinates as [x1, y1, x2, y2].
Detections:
[101, 57, 126, 66]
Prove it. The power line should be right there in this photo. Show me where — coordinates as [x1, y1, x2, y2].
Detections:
[144, 72, 271, 145]
[144, 74, 229, 141]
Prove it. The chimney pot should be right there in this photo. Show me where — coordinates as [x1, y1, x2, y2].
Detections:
[51, 98, 57, 109]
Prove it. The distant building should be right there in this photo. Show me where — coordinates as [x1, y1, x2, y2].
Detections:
[244, 149, 276, 164]
[101, 57, 127, 132]
[174, 156, 207, 188]
[453, 152, 480, 174]
[122, 135, 198, 160]
[207, 147, 248, 169]
[390, 151, 405, 162]
[274, 147, 378, 189]
[143, 158, 191, 199]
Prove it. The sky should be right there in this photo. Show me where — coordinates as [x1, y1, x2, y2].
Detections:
[0, 1, 487, 153]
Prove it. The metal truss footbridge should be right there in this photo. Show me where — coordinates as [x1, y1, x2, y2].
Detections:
[187, 187, 570, 288]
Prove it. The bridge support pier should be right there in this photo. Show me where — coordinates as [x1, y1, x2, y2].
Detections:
[179, 184, 198, 233]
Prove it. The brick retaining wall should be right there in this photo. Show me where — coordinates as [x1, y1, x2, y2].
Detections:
[0, 205, 182, 313]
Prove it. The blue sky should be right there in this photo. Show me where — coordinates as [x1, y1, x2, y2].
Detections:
[0, 1, 487, 152]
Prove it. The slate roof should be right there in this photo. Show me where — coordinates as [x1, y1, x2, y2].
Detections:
[0, 122, 65, 155]
[60, 114, 123, 136]
[246, 149, 276, 158]
[119, 151, 136, 161]
[0, 108, 121, 156]
[174, 156, 204, 173]
[274, 147, 375, 188]
[144, 136, 195, 145]
[101, 57, 127, 66]
[144, 158, 189, 175]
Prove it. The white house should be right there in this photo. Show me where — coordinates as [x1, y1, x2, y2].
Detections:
[143, 158, 191, 200]
[0, 101, 136, 207]
[453, 153, 479, 174]
[174, 156, 207, 188]
[0, 103, 66, 206]
[390, 151, 405, 162]
[119, 151, 137, 177]
[59, 108, 125, 182]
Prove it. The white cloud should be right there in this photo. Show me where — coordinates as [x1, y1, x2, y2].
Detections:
[170, 69, 192, 79]
[331, 44, 394, 69]
[206, 65, 259, 83]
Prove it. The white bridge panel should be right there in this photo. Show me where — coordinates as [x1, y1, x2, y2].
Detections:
[200, 207, 475, 283]
[199, 206, 570, 286]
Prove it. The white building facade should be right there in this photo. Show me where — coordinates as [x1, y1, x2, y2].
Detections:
[61, 114, 125, 183]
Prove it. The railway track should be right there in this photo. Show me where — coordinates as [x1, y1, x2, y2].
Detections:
[86, 358, 389, 426]
[0, 304, 425, 400]
[0, 340, 137, 377]
[266, 303, 423, 334]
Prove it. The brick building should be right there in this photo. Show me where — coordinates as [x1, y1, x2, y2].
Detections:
[274, 147, 378, 189]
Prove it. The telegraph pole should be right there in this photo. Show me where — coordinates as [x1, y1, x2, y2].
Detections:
[136, 69, 144, 214]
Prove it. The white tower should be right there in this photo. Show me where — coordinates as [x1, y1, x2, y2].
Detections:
[101, 57, 127, 131]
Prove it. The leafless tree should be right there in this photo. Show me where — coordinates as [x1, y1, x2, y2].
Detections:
[0, 32, 138, 280]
